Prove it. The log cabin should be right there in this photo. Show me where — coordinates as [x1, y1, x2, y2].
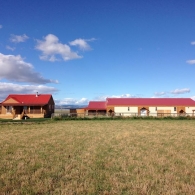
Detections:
[0, 93, 54, 119]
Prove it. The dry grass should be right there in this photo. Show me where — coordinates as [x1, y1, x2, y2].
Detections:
[0, 120, 195, 194]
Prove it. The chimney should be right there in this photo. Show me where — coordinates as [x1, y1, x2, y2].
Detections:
[36, 92, 38, 97]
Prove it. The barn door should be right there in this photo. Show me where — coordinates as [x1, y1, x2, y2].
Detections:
[140, 108, 147, 116]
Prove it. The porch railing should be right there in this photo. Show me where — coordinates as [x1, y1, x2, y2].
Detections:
[28, 110, 43, 114]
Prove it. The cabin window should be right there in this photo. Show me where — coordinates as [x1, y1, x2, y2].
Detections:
[128, 107, 130, 111]
[174, 107, 176, 111]
[6, 106, 12, 113]
[49, 104, 51, 110]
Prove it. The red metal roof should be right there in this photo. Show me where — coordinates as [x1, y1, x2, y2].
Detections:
[85, 101, 107, 110]
[107, 98, 195, 106]
[2, 94, 53, 106]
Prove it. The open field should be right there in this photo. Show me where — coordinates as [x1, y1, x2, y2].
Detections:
[0, 120, 195, 194]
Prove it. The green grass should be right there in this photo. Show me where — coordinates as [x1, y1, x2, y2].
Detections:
[0, 120, 195, 194]
[0, 118, 51, 123]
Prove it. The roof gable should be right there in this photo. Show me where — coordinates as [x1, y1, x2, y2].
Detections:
[3, 97, 19, 104]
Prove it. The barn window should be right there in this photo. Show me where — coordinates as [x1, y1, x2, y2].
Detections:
[128, 107, 130, 111]
[155, 107, 157, 111]
[174, 107, 176, 111]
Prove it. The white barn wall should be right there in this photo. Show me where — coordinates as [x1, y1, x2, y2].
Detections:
[149, 107, 157, 116]
[114, 107, 138, 116]
[113, 106, 195, 116]
[157, 107, 176, 112]
[185, 107, 195, 116]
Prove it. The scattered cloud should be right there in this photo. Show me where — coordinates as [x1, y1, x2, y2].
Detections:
[170, 88, 190, 94]
[0, 25, 2, 29]
[0, 82, 58, 102]
[36, 34, 82, 62]
[57, 97, 88, 105]
[69, 38, 95, 50]
[154, 91, 166, 96]
[191, 41, 195, 45]
[154, 88, 190, 96]
[93, 94, 137, 101]
[93, 96, 107, 101]
[6, 45, 15, 51]
[0, 53, 58, 84]
[186, 60, 195, 64]
[110, 94, 137, 98]
[10, 34, 29, 43]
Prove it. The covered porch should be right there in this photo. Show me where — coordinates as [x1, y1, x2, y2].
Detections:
[0, 105, 47, 119]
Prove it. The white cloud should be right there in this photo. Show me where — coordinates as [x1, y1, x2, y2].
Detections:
[170, 88, 190, 94]
[0, 53, 58, 84]
[6, 45, 15, 51]
[10, 34, 29, 43]
[191, 96, 195, 101]
[0, 82, 58, 102]
[191, 41, 195, 45]
[57, 97, 89, 105]
[186, 60, 195, 64]
[0, 25, 2, 29]
[69, 38, 92, 50]
[36, 34, 82, 62]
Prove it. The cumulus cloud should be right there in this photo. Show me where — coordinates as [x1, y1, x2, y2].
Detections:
[57, 97, 88, 105]
[10, 34, 29, 43]
[170, 88, 190, 94]
[69, 38, 94, 50]
[0, 25, 2, 29]
[0, 82, 58, 102]
[0, 53, 58, 84]
[36, 34, 82, 62]
[186, 60, 195, 64]
[6, 45, 15, 51]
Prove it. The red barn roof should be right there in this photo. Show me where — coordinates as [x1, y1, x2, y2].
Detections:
[85, 101, 107, 110]
[106, 98, 195, 106]
[2, 94, 53, 106]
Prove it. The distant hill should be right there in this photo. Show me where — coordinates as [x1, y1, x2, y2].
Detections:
[55, 105, 87, 109]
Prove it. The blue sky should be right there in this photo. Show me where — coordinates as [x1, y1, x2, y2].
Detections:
[0, 0, 195, 104]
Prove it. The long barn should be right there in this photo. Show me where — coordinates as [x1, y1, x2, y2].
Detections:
[84, 98, 195, 117]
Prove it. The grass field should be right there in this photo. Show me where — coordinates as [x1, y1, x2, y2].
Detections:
[0, 120, 195, 194]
